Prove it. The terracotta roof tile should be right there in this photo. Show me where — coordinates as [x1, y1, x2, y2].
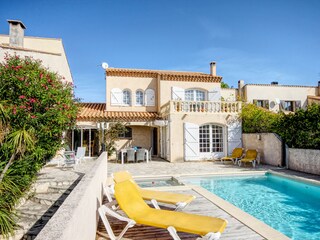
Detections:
[106, 68, 222, 83]
[77, 103, 159, 122]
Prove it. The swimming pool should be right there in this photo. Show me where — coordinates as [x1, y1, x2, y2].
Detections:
[182, 173, 320, 240]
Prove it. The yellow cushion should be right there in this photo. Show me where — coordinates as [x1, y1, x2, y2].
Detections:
[232, 148, 243, 158]
[240, 158, 256, 163]
[115, 180, 227, 236]
[221, 148, 243, 161]
[113, 171, 132, 183]
[140, 189, 195, 205]
[113, 171, 195, 205]
[245, 150, 257, 159]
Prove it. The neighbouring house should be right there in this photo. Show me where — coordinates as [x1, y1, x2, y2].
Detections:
[221, 80, 320, 113]
[75, 62, 242, 162]
[0, 20, 73, 84]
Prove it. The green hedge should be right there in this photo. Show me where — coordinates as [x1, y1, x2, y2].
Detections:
[241, 103, 320, 149]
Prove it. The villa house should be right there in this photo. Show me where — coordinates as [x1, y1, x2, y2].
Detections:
[222, 80, 320, 113]
[76, 63, 242, 162]
[0, 20, 73, 85]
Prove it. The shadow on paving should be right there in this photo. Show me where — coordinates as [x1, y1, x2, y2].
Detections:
[22, 172, 84, 239]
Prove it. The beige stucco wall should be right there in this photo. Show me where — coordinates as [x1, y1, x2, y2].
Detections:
[111, 125, 154, 160]
[106, 76, 157, 111]
[221, 88, 238, 101]
[244, 85, 317, 112]
[288, 148, 320, 175]
[159, 80, 221, 107]
[169, 113, 231, 162]
[35, 152, 108, 240]
[242, 133, 282, 166]
[0, 35, 73, 84]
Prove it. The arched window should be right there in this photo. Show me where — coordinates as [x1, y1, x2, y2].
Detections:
[185, 89, 205, 101]
[135, 90, 144, 106]
[199, 124, 223, 153]
[123, 89, 131, 106]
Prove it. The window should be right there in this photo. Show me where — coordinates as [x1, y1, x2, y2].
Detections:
[199, 124, 223, 153]
[280, 100, 301, 112]
[284, 101, 293, 111]
[185, 89, 205, 101]
[145, 89, 155, 106]
[118, 127, 132, 138]
[253, 99, 269, 109]
[123, 90, 131, 105]
[135, 90, 144, 106]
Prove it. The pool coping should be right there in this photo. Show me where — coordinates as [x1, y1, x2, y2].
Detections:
[132, 171, 291, 240]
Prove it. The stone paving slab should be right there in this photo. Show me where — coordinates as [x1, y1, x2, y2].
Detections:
[107, 159, 277, 177]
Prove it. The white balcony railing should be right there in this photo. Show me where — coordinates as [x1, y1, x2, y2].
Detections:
[160, 100, 242, 116]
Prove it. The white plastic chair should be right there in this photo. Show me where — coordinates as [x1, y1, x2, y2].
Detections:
[74, 147, 86, 164]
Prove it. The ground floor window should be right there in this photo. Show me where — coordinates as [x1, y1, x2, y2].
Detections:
[199, 124, 223, 153]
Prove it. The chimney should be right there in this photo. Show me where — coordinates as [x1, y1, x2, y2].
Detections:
[238, 80, 245, 100]
[8, 20, 26, 48]
[210, 62, 216, 76]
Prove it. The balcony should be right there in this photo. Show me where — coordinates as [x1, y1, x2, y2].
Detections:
[160, 100, 242, 116]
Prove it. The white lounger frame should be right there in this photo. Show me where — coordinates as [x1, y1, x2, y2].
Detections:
[98, 204, 222, 240]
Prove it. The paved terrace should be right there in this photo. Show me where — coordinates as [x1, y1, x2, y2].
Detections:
[98, 160, 292, 240]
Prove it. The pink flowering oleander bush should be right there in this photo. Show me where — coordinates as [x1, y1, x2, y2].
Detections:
[0, 53, 78, 237]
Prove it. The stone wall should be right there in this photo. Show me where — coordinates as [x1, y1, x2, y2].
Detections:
[288, 148, 320, 175]
[242, 133, 283, 166]
[35, 152, 107, 240]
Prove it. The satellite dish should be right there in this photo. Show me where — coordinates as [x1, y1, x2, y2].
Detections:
[101, 62, 109, 69]
[275, 98, 280, 104]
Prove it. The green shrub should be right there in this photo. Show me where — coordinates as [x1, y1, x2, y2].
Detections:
[0, 54, 78, 236]
[240, 103, 279, 133]
[241, 103, 320, 149]
[274, 104, 320, 149]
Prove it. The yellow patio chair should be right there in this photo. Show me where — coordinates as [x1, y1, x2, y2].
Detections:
[98, 180, 227, 240]
[238, 149, 258, 167]
[220, 148, 243, 164]
[107, 171, 195, 210]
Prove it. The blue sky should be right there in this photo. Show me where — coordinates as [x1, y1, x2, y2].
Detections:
[1, 0, 320, 102]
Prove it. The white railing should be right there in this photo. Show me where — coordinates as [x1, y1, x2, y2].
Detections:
[160, 100, 242, 116]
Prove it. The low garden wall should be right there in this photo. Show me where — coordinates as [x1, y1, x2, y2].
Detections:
[242, 133, 283, 166]
[35, 152, 108, 240]
[288, 149, 320, 175]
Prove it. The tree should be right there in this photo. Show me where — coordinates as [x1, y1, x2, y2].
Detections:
[101, 122, 127, 156]
[240, 103, 279, 133]
[221, 82, 230, 88]
[0, 126, 35, 184]
[0, 53, 78, 236]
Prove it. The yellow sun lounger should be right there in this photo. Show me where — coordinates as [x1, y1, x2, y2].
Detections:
[238, 149, 258, 167]
[98, 180, 227, 240]
[220, 148, 243, 164]
[110, 171, 195, 210]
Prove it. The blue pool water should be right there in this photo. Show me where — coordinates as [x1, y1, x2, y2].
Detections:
[183, 173, 320, 239]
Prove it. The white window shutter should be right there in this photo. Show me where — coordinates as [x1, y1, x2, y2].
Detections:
[184, 122, 200, 161]
[110, 88, 123, 106]
[227, 121, 242, 155]
[171, 86, 185, 100]
[145, 89, 155, 106]
[208, 87, 221, 101]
